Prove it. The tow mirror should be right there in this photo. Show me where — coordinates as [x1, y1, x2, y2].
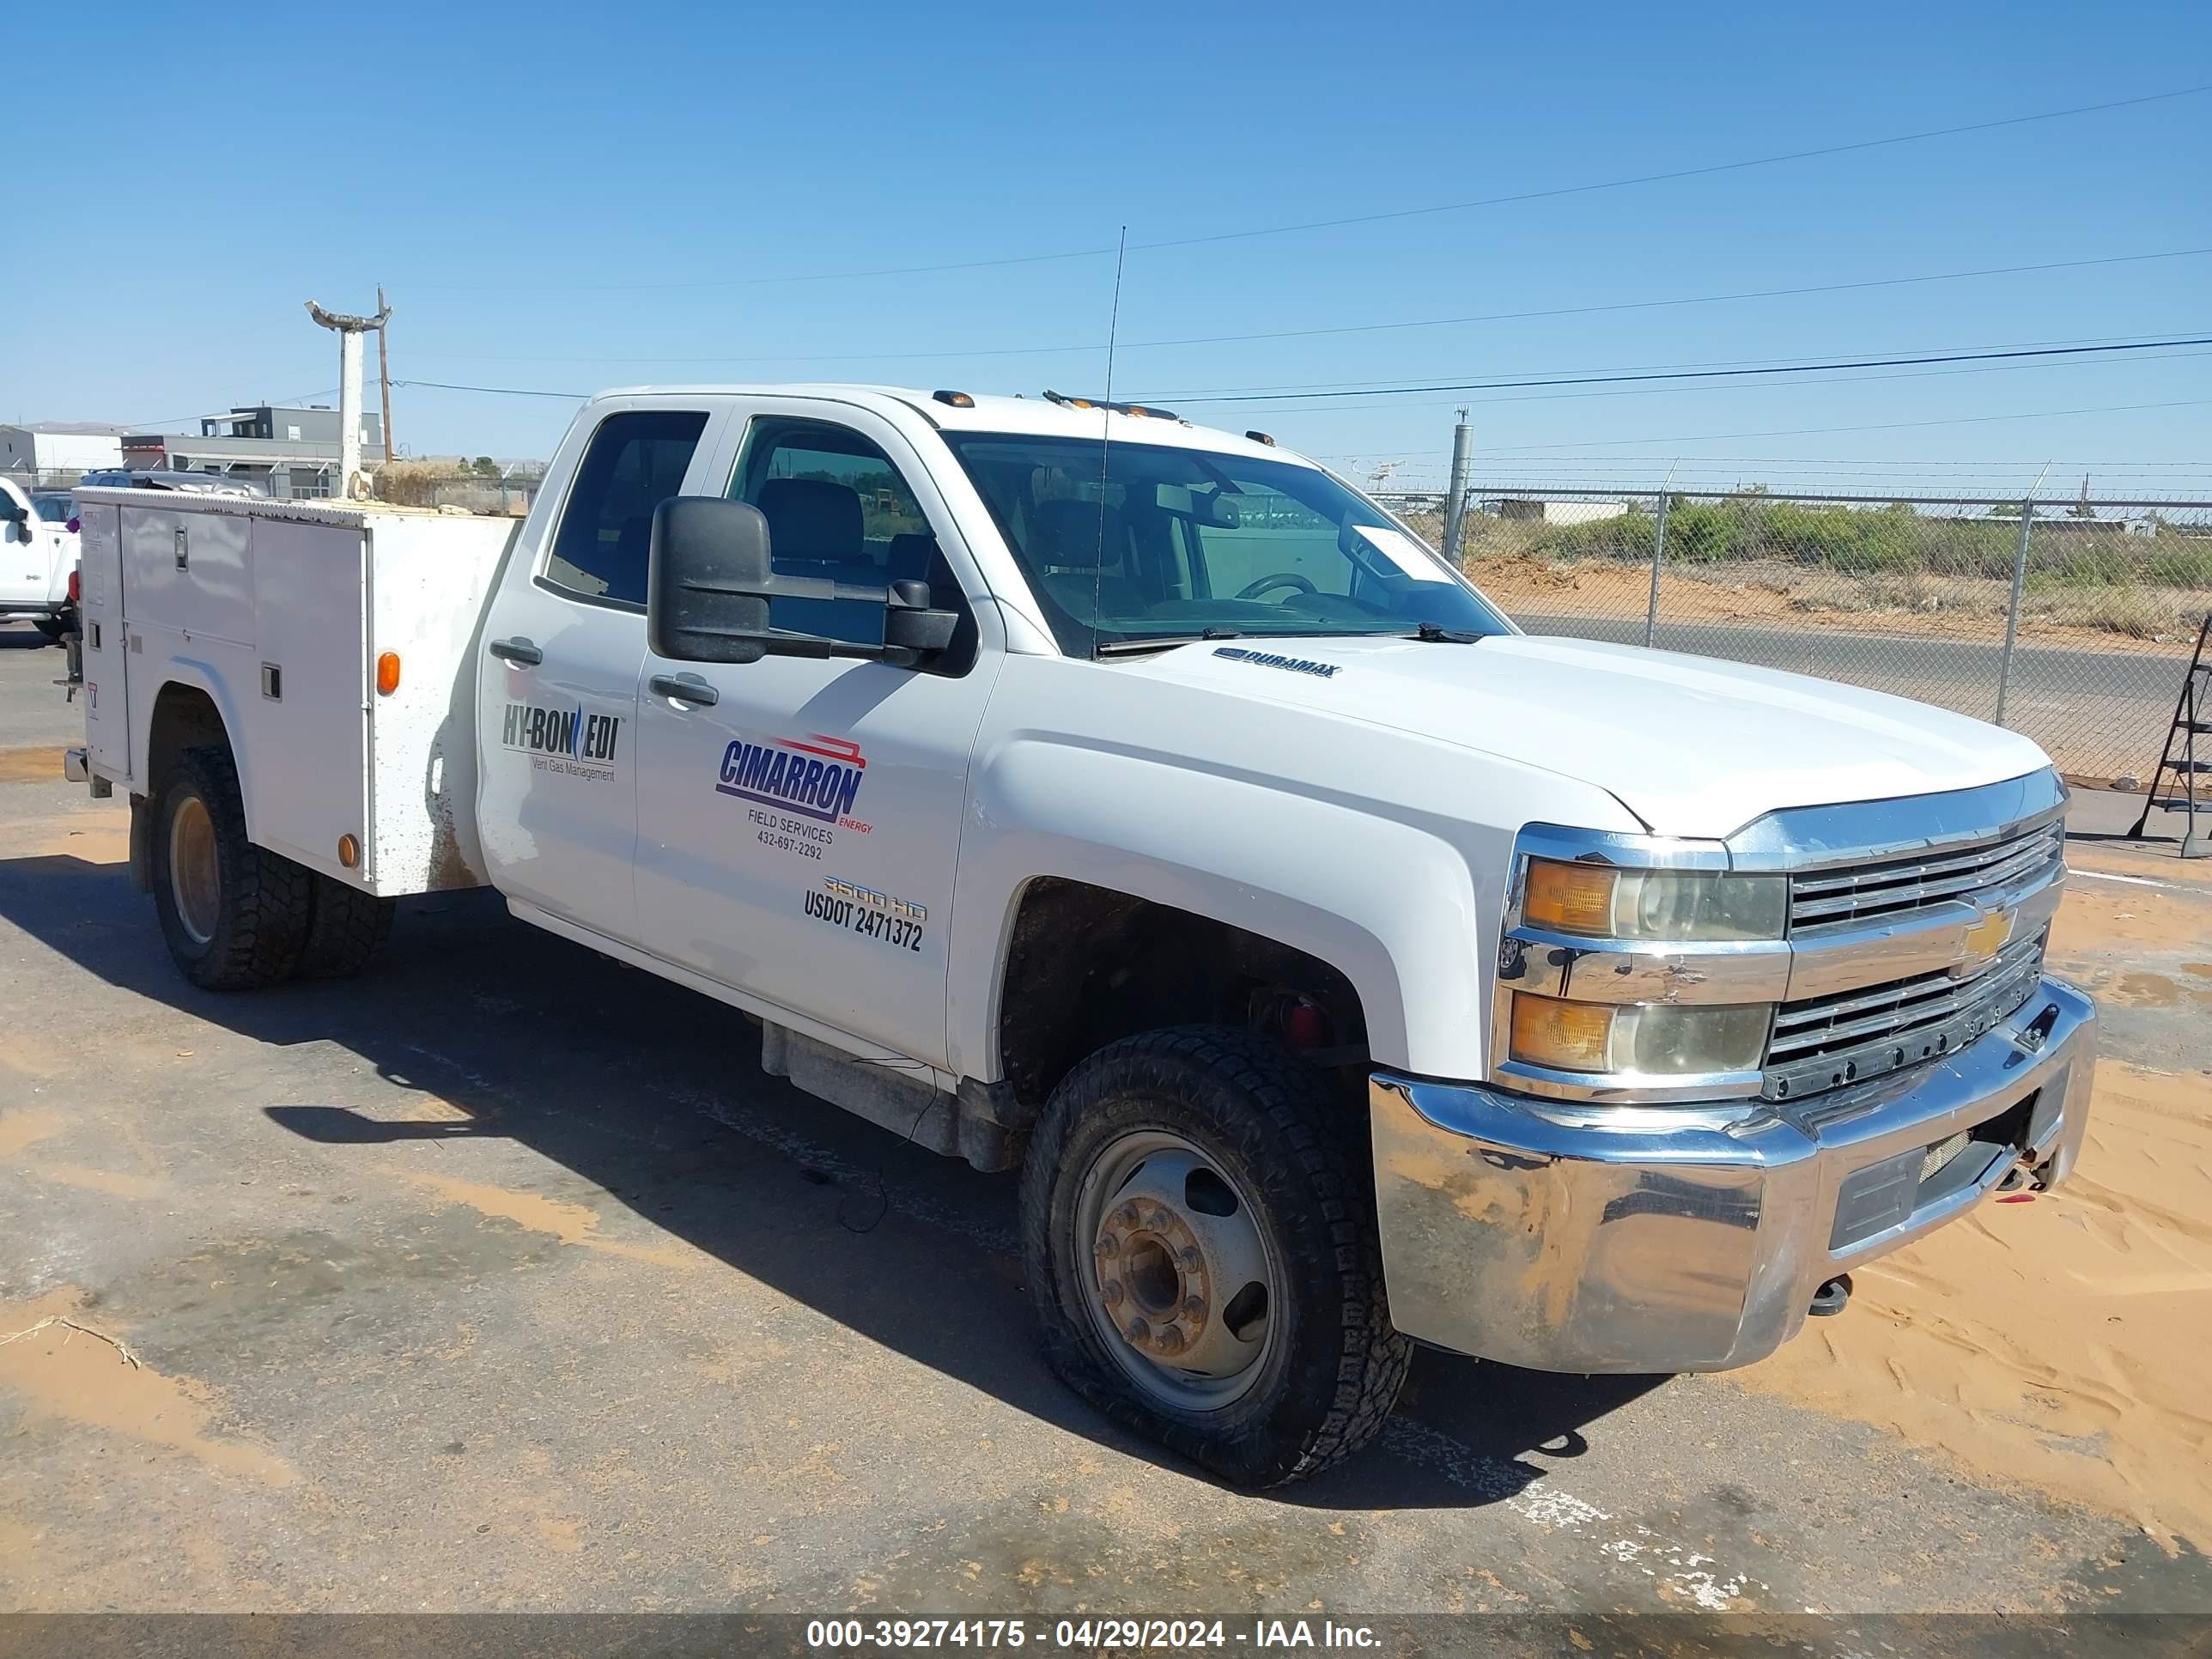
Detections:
[647, 496, 775, 665]
[647, 495, 959, 668]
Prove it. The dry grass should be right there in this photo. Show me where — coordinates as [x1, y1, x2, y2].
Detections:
[1449, 538, 2208, 649]
[370, 459, 471, 508]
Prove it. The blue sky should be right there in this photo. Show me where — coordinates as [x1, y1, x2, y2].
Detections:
[9, 0, 2209, 495]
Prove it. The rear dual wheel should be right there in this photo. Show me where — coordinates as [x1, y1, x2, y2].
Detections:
[153, 744, 393, 988]
[1020, 1026, 1410, 1487]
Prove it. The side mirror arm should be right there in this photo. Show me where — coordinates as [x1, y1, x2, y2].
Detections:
[672, 571, 957, 666]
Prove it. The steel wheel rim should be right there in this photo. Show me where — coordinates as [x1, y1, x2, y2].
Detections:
[168, 795, 220, 946]
[1073, 1127, 1283, 1413]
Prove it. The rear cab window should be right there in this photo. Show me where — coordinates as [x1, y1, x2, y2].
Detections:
[541, 409, 711, 607]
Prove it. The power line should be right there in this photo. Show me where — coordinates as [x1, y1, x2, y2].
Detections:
[1130, 86, 2212, 254]
[1169, 347, 2212, 418]
[399, 246, 2212, 366]
[388, 343, 2212, 412]
[1481, 398, 2212, 453]
[392, 378, 590, 399]
[409, 86, 2211, 295]
[1147, 327, 2209, 398]
[1152, 336, 2212, 405]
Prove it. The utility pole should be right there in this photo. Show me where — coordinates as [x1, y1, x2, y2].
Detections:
[1441, 407, 1473, 566]
[306, 298, 392, 500]
[375, 285, 396, 465]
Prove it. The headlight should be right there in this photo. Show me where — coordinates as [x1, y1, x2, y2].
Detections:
[1509, 993, 1771, 1076]
[1522, 859, 1785, 942]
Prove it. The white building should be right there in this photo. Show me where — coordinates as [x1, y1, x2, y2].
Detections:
[0, 422, 127, 477]
[1483, 496, 1632, 526]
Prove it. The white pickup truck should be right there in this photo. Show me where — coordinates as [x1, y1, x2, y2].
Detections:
[63, 385, 2095, 1486]
[1, 475, 80, 641]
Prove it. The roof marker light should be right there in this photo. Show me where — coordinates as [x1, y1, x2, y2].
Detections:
[932, 390, 975, 408]
[1246, 430, 1277, 447]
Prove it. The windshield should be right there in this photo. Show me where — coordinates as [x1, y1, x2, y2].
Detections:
[32, 495, 75, 521]
[940, 432, 1510, 653]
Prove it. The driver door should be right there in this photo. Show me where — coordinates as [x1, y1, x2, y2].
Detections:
[0, 482, 44, 611]
[630, 400, 1000, 1069]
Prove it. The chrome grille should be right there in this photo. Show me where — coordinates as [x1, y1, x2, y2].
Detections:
[1789, 818, 2064, 931]
[1763, 930, 2047, 1101]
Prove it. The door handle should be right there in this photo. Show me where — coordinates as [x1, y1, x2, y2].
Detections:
[489, 636, 542, 666]
[649, 672, 719, 707]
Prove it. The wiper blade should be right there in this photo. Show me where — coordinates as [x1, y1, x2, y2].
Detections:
[1095, 635, 1209, 657]
[1094, 628, 1243, 657]
[1405, 621, 1487, 643]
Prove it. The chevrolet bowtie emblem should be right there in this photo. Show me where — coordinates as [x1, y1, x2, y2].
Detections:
[1961, 908, 2014, 963]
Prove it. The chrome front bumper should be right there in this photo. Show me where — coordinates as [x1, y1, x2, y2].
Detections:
[1369, 975, 2095, 1374]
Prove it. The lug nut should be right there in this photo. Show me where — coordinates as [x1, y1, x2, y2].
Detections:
[1096, 1235, 1121, 1258]
[1182, 1295, 1206, 1320]
[1126, 1317, 1151, 1343]
[1154, 1326, 1186, 1355]
[1178, 1246, 1201, 1268]
[1102, 1279, 1124, 1305]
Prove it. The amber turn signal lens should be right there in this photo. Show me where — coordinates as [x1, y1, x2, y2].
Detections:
[1510, 993, 1616, 1073]
[1522, 859, 1618, 937]
[337, 834, 361, 869]
[376, 652, 401, 696]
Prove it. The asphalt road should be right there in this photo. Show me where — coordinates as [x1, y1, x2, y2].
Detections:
[2, 629, 2209, 1634]
[0, 628, 77, 751]
[1513, 611, 2185, 781]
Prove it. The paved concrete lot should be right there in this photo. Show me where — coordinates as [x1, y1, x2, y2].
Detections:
[3, 629, 2209, 1621]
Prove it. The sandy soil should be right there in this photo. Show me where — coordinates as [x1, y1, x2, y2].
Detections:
[0, 746, 66, 785]
[1466, 553, 2204, 657]
[1727, 1060, 2212, 1552]
[0, 1288, 297, 1487]
[1729, 864, 2212, 1553]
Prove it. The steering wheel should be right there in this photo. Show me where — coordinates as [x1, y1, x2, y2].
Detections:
[1235, 572, 1318, 602]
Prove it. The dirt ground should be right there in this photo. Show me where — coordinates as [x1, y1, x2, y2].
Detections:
[1, 628, 2209, 1625]
[1466, 553, 2206, 657]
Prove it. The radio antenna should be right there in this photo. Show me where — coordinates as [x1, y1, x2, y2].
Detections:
[1092, 225, 1127, 660]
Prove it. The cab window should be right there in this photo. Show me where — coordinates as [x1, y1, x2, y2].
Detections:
[543, 409, 709, 606]
[727, 417, 975, 672]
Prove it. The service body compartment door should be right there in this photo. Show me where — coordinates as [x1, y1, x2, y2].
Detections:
[76, 502, 130, 780]
[245, 514, 370, 876]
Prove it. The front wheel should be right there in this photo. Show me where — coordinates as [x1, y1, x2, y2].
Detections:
[1019, 1026, 1410, 1486]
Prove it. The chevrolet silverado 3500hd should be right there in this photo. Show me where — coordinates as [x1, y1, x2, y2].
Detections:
[63, 385, 2095, 1486]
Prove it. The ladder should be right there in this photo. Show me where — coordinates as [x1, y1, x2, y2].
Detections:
[2130, 611, 2211, 857]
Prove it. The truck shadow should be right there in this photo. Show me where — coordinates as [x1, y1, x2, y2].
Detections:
[0, 848, 1667, 1512]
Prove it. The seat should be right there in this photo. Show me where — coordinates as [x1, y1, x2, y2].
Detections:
[1028, 498, 1144, 622]
[757, 477, 872, 580]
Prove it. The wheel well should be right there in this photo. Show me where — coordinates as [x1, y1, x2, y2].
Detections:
[996, 878, 1369, 1109]
[146, 682, 229, 787]
[130, 684, 232, 896]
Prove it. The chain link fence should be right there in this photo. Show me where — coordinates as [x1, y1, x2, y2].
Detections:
[1387, 487, 2212, 785]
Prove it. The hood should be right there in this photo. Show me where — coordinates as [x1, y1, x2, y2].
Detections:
[1127, 633, 2053, 840]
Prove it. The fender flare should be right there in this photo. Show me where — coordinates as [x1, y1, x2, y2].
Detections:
[136, 658, 259, 838]
[950, 742, 1493, 1080]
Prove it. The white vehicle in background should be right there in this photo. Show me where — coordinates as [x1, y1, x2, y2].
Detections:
[62, 385, 2096, 1487]
[0, 476, 81, 642]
